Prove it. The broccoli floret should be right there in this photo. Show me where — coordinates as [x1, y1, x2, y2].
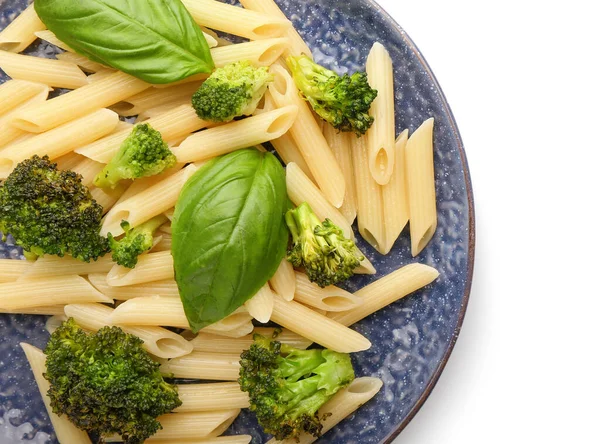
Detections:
[0, 155, 109, 262]
[192, 60, 273, 122]
[285, 202, 364, 287]
[287, 55, 378, 136]
[239, 333, 354, 441]
[108, 215, 168, 268]
[44, 318, 181, 444]
[94, 124, 176, 189]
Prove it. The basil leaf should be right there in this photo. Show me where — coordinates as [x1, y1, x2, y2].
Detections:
[35, 0, 214, 84]
[172, 149, 288, 332]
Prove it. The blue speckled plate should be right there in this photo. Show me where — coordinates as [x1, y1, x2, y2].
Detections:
[0, 0, 474, 442]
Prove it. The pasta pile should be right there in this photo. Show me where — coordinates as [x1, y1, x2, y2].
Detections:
[0, 0, 440, 442]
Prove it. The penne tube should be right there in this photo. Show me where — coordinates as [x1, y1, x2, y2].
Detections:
[365, 42, 396, 185]
[2, 305, 66, 316]
[56, 51, 109, 73]
[149, 437, 251, 444]
[152, 234, 172, 253]
[64, 303, 193, 359]
[111, 165, 184, 208]
[351, 133, 385, 252]
[111, 82, 203, 117]
[90, 183, 128, 215]
[0, 50, 89, 89]
[269, 65, 345, 207]
[190, 327, 312, 354]
[142, 411, 240, 441]
[238, 0, 312, 58]
[182, 0, 291, 40]
[270, 293, 371, 353]
[45, 315, 67, 334]
[10, 71, 150, 133]
[71, 157, 106, 187]
[354, 259, 377, 275]
[101, 164, 198, 237]
[175, 383, 249, 412]
[0, 109, 119, 178]
[86, 69, 117, 83]
[175, 106, 298, 162]
[211, 38, 289, 68]
[88, 274, 179, 299]
[268, 377, 383, 444]
[269, 259, 296, 302]
[324, 124, 357, 224]
[381, 130, 410, 254]
[0, 80, 49, 117]
[0, 87, 51, 148]
[406, 118, 437, 256]
[53, 151, 86, 171]
[77, 105, 210, 163]
[0, 275, 112, 310]
[202, 31, 219, 48]
[0, 259, 33, 283]
[34, 30, 73, 52]
[294, 272, 363, 312]
[329, 263, 439, 326]
[106, 251, 174, 286]
[0, 5, 46, 53]
[159, 352, 241, 381]
[20, 344, 93, 444]
[18, 254, 114, 281]
[244, 283, 274, 323]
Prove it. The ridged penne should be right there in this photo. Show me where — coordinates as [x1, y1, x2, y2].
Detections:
[90, 183, 128, 215]
[190, 327, 312, 354]
[56, 51, 109, 73]
[0, 259, 33, 283]
[244, 283, 274, 323]
[53, 151, 86, 171]
[175, 383, 250, 412]
[329, 263, 439, 326]
[182, 0, 291, 41]
[174, 106, 298, 162]
[88, 273, 179, 299]
[324, 124, 357, 224]
[159, 352, 241, 381]
[64, 303, 193, 359]
[0, 86, 50, 148]
[211, 38, 289, 68]
[146, 410, 240, 441]
[269, 259, 296, 302]
[34, 30, 73, 52]
[0, 80, 49, 117]
[71, 157, 106, 187]
[406, 118, 437, 256]
[18, 254, 114, 281]
[0, 50, 88, 89]
[106, 251, 174, 286]
[365, 42, 395, 185]
[149, 437, 251, 444]
[0, 5, 46, 53]
[294, 272, 363, 312]
[111, 81, 202, 117]
[2, 305, 66, 316]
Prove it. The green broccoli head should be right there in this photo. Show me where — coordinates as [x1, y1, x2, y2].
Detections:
[108, 215, 168, 268]
[285, 202, 364, 287]
[239, 333, 354, 441]
[192, 60, 273, 122]
[0, 155, 109, 262]
[44, 318, 181, 444]
[94, 124, 176, 189]
[287, 55, 378, 136]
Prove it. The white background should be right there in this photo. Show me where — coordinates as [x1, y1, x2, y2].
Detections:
[373, 0, 600, 443]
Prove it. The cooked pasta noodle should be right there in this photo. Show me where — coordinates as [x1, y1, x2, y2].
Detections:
[18, 254, 114, 281]
[0, 80, 48, 117]
[0, 5, 45, 53]
[88, 273, 179, 300]
[269, 259, 295, 302]
[159, 351, 241, 381]
[294, 272, 363, 312]
[33, 30, 73, 52]
[190, 328, 312, 354]
[111, 82, 203, 117]
[106, 251, 174, 286]
[244, 283, 274, 323]
[0, 86, 50, 148]
[211, 38, 289, 68]
[324, 124, 357, 224]
[56, 51, 109, 73]
[175, 383, 250, 412]
[145, 410, 241, 441]
[0, 258, 33, 283]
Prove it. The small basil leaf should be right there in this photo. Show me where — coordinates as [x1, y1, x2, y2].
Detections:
[172, 149, 288, 332]
[35, 0, 214, 84]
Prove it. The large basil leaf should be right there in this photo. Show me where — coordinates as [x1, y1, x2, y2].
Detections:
[172, 149, 289, 332]
[35, 0, 214, 84]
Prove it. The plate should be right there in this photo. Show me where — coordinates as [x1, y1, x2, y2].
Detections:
[0, 0, 475, 442]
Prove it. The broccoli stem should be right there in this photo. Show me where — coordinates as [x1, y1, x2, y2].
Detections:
[94, 165, 123, 189]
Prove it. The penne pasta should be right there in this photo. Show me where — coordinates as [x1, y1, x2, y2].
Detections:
[53, 151, 86, 171]
[0, 275, 112, 311]
[324, 124, 357, 224]
[269, 65, 346, 207]
[34, 30, 73, 52]
[88, 273, 179, 299]
[211, 38, 289, 68]
[149, 437, 251, 444]
[159, 351, 241, 381]
[0, 86, 50, 148]
[77, 105, 209, 163]
[0, 5, 46, 53]
[267, 377, 383, 444]
[144, 411, 240, 441]
[381, 129, 410, 254]
[64, 303, 193, 359]
[0, 80, 49, 117]
[365, 42, 396, 185]
[269, 259, 296, 301]
[405, 118, 437, 256]
[351, 133, 385, 252]
[270, 293, 371, 353]
[245, 283, 274, 323]
[0, 109, 119, 178]
[152, 234, 172, 253]
[45, 314, 67, 334]
[71, 157, 106, 187]
[174, 106, 298, 162]
[18, 254, 114, 281]
[106, 251, 174, 286]
[2, 305, 66, 316]
[101, 164, 198, 237]
[190, 327, 312, 354]
[56, 51, 109, 73]
[90, 183, 128, 215]
[294, 272, 363, 312]
[0, 258, 33, 283]
[9, 70, 150, 133]
[175, 383, 250, 412]
[238, 0, 312, 58]
[0, 50, 89, 89]
[20, 344, 93, 444]
[182, 0, 291, 41]
[110, 82, 203, 117]
[329, 263, 439, 326]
